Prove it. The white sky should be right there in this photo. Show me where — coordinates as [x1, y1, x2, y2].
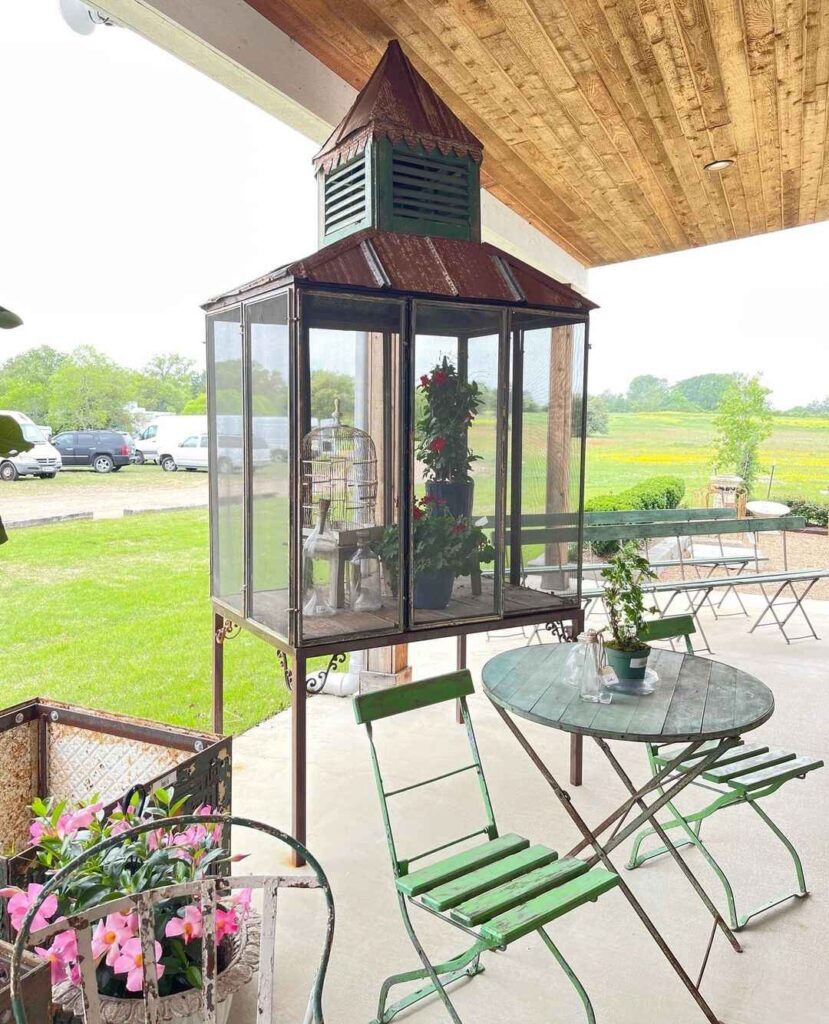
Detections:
[2, 3, 827, 410]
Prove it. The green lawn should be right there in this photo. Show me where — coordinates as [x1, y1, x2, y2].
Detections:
[0, 510, 291, 735]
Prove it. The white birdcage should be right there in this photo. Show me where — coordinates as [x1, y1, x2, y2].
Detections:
[301, 414, 378, 532]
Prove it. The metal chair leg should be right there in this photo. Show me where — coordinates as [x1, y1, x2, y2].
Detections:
[537, 928, 596, 1024]
[373, 897, 485, 1024]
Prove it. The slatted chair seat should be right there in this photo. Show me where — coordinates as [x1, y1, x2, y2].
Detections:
[628, 614, 825, 931]
[355, 671, 620, 1024]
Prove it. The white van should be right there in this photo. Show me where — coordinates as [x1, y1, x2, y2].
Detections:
[0, 410, 63, 481]
[134, 415, 207, 465]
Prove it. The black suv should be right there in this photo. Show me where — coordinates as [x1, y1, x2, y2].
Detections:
[52, 430, 133, 473]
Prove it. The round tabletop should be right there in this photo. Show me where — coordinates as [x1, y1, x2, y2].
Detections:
[481, 645, 775, 743]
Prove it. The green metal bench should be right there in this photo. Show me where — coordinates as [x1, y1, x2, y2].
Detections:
[354, 670, 620, 1024]
[627, 615, 824, 929]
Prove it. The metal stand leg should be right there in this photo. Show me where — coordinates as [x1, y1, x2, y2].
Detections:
[570, 734, 583, 787]
[212, 612, 224, 734]
[292, 651, 307, 869]
[492, 704, 729, 1024]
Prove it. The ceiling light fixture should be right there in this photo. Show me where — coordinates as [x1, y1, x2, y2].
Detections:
[704, 158, 735, 172]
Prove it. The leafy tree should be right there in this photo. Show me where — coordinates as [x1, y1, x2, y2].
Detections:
[782, 396, 829, 417]
[673, 373, 739, 411]
[627, 374, 671, 411]
[135, 353, 198, 413]
[0, 346, 66, 423]
[711, 375, 773, 495]
[600, 390, 628, 412]
[181, 394, 207, 414]
[310, 370, 355, 422]
[48, 347, 135, 431]
[586, 395, 609, 435]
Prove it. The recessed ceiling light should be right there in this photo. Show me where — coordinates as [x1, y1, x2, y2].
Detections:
[704, 159, 734, 172]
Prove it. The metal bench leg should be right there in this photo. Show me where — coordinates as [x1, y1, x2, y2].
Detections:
[373, 897, 485, 1023]
[775, 579, 820, 642]
[537, 928, 596, 1024]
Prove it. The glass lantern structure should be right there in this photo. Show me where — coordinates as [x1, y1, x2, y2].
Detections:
[203, 40, 595, 851]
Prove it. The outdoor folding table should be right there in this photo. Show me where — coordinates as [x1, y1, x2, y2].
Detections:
[482, 644, 775, 1024]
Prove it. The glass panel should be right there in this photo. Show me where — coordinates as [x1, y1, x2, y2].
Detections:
[248, 292, 291, 638]
[412, 303, 503, 626]
[505, 313, 587, 614]
[300, 292, 403, 643]
[207, 306, 243, 612]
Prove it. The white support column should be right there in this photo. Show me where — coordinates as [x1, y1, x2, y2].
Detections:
[90, 0, 587, 287]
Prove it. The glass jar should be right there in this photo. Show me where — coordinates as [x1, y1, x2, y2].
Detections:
[302, 498, 337, 617]
[561, 630, 612, 703]
[349, 530, 383, 612]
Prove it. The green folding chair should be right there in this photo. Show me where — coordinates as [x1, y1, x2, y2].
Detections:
[628, 614, 824, 929]
[354, 670, 619, 1024]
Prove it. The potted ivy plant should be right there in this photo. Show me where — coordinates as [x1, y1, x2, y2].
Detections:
[378, 497, 495, 610]
[416, 357, 481, 519]
[600, 541, 658, 682]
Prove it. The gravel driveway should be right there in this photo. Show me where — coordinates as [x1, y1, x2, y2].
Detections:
[1, 465, 208, 524]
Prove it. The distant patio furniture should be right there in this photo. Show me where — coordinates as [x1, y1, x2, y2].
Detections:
[354, 672, 620, 1024]
[629, 615, 824, 930]
[9, 815, 335, 1024]
[481, 641, 782, 1024]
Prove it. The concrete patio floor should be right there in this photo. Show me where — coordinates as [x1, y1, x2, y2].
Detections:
[231, 596, 829, 1024]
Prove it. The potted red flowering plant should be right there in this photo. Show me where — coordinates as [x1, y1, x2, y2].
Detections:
[416, 357, 481, 518]
[378, 496, 495, 609]
[0, 791, 257, 1023]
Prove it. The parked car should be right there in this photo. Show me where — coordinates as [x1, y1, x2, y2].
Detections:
[52, 430, 133, 473]
[134, 415, 207, 464]
[161, 433, 271, 472]
[0, 410, 62, 481]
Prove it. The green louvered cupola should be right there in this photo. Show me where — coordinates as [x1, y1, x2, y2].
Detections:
[314, 40, 482, 245]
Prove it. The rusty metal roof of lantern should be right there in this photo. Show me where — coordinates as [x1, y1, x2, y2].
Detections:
[314, 40, 483, 173]
[203, 228, 596, 312]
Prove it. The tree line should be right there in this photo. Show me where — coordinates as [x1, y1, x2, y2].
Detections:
[0, 345, 206, 432]
[599, 372, 828, 417]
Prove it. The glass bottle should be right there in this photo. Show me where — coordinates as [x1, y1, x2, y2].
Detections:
[302, 498, 336, 617]
[563, 630, 613, 703]
[349, 530, 383, 612]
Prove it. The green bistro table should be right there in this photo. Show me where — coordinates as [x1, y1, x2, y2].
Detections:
[482, 644, 775, 1024]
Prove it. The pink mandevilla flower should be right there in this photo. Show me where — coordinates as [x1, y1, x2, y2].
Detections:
[165, 904, 203, 944]
[92, 912, 136, 967]
[34, 929, 77, 985]
[113, 938, 165, 993]
[0, 884, 59, 933]
[215, 906, 240, 944]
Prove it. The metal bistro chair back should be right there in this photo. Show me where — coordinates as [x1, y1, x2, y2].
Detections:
[9, 815, 335, 1024]
[632, 617, 823, 931]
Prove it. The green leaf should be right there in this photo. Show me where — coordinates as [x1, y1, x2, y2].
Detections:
[0, 415, 33, 459]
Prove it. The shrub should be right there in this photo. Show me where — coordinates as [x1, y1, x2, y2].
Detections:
[777, 498, 829, 528]
[585, 476, 686, 557]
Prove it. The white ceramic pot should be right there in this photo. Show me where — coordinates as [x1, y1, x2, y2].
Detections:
[53, 915, 260, 1023]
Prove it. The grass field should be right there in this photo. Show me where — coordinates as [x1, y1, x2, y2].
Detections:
[0, 510, 291, 734]
[586, 412, 829, 503]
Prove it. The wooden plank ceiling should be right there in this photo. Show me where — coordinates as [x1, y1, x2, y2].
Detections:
[245, 0, 829, 267]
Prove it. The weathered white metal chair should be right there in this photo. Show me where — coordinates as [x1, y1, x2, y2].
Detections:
[9, 815, 335, 1023]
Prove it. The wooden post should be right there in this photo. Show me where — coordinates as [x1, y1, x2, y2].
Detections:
[212, 611, 224, 735]
[362, 644, 411, 690]
[291, 650, 307, 868]
[545, 326, 574, 579]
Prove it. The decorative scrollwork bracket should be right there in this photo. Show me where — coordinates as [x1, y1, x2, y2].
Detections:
[307, 652, 347, 695]
[216, 618, 241, 645]
[276, 649, 293, 692]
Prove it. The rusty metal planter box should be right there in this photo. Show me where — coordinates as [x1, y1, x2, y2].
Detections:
[1, 939, 51, 1024]
[0, 698, 231, 940]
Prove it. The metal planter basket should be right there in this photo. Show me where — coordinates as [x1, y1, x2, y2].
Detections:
[0, 699, 232, 940]
[0, 941, 50, 1024]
